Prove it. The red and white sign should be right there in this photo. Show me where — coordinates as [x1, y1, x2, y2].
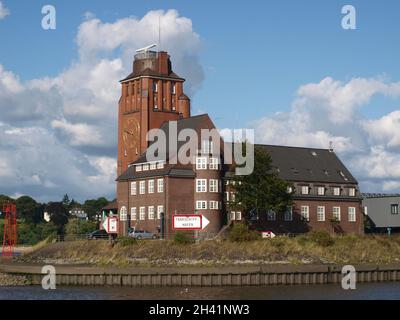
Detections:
[261, 231, 276, 239]
[102, 216, 119, 234]
[172, 214, 210, 230]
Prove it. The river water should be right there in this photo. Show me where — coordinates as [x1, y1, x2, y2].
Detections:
[1, 282, 400, 300]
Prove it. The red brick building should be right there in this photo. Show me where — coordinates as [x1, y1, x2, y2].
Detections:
[115, 49, 363, 237]
[225, 145, 364, 235]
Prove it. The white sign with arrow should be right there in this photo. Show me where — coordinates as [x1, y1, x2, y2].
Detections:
[172, 214, 210, 230]
[102, 216, 119, 234]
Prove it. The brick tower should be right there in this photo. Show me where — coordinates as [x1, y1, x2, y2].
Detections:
[117, 50, 191, 176]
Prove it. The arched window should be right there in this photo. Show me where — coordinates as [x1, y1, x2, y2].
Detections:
[120, 206, 128, 221]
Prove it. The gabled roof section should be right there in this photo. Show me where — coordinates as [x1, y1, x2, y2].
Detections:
[257, 144, 358, 184]
[130, 114, 215, 165]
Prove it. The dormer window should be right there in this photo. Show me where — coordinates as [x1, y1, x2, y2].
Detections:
[317, 187, 325, 196]
[348, 188, 356, 197]
[333, 187, 341, 196]
[136, 165, 142, 172]
[143, 164, 149, 171]
[301, 186, 309, 195]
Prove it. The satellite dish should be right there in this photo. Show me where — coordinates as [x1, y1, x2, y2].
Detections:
[136, 44, 157, 53]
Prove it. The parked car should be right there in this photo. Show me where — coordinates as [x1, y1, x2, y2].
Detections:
[128, 229, 158, 240]
[87, 229, 116, 240]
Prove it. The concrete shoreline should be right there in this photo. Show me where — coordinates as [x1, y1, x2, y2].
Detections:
[1, 263, 400, 287]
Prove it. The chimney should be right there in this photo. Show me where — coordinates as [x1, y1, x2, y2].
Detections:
[157, 51, 170, 75]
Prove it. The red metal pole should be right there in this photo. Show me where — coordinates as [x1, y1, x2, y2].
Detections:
[2, 203, 17, 257]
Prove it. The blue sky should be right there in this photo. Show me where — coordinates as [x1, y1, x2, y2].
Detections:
[0, 0, 400, 201]
[2, 0, 400, 125]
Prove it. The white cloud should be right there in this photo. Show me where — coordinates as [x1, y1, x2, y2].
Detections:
[0, 10, 203, 202]
[252, 76, 400, 193]
[0, 1, 9, 20]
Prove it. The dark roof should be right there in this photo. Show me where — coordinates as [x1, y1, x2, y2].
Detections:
[116, 114, 214, 182]
[130, 114, 213, 165]
[116, 166, 195, 181]
[362, 193, 400, 199]
[121, 68, 184, 82]
[257, 144, 358, 184]
[102, 200, 118, 210]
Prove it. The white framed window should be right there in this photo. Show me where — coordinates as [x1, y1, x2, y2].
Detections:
[131, 182, 137, 196]
[196, 157, 207, 170]
[196, 201, 207, 210]
[154, 98, 158, 110]
[131, 207, 137, 221]
[148, 206, 154, 220]
[301, 186, 309, 195]
[284, 206, 293, 221]
[230, 211, 236, 220]
[171, 83, 176, 94]
[225, 192, 230, 201]
[317, 206, 325, 221]
[348, 207, 356, 222]
[236, 211, 242, 220]
[267, 210, 276, 221]
[196, 179, 207, 192]
[139, 207, 146, 220]
[157, 162, 164, 169]
[153, 81, 158, 93]
[317, 187, 325, 196]
[157, 179, 164, 193]
[150, 162, 157, 170]
[157, 205, 163, 219]
[209, 179, 219, 193]
[287, 186, 293, 194]
[148, 180, 154, 194]
[136, 165, 142, 172]
[209, 201, 219, 210]
[209, 157, 219, 170]
[301, 206, 310, 221]
[120, 206, 128, 221]
[348, 188, 356, 197]
[333, 187, 341, 196]
[143, 164, 149, 171]
[333, 207, 341, 221]
[139, 181, 146, 194]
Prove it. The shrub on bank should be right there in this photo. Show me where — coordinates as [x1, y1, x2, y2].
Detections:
[117, 236, 137, 247]
[174, 232, 193, 244]
[228, 223, 259, 242]
[308, 230, 334, 247]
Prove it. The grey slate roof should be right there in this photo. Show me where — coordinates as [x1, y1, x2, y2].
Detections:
[116, 166, 195, 181]
[256, 144, 358, 184]
[130, 114, 213, 165]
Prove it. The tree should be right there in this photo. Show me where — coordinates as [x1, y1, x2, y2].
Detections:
[46, 202, 69, 236]
[82, 197, 109, 220]
[232, 145, 292, 220]
[16, 196, 43, 224]
[62, 194, 71, 209]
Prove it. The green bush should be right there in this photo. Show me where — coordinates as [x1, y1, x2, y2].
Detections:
[309, 230, 334, 247]
[117, 236, 137, 247]
[65, 218, 98, 235]
[228, 223, 259, 242]
[174, 232, 193, 244]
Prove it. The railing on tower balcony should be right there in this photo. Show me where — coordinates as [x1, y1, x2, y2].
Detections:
[134, 51, 157, 60]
